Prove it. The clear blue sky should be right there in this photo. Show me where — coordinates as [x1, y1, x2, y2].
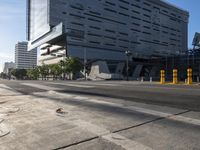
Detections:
[0, 0, 199, 72]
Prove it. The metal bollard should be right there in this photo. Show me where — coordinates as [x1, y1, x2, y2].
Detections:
[141, 77, 144, 82]
[197, 76, 199, 83]
[187, 68, 192, 85]
[160, 70, 165, 84]
[173, 69, 178, 84]
[150, 77, 152, 83]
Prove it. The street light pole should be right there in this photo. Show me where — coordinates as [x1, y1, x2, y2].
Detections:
[83, 47, 87, 80]
[126, 56, 129, 81]
[125, 50, 132, 81]
[165, 55, 168, 79]
[83, 27, 88, 80]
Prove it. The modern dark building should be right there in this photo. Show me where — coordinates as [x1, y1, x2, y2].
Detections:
[27, 0, 189, 78]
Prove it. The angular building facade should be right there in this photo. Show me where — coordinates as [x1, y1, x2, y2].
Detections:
[27, 0, 189, 76]
[15, 42, 37, 69]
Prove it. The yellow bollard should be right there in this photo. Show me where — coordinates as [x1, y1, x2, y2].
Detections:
[187, 68, 192, 85]
[173, 69, 178, 84]
[160, 70, 165, 84]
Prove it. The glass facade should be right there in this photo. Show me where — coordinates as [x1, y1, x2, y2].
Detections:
[28, 0, 50, 41]
[27, 0, 189, 62]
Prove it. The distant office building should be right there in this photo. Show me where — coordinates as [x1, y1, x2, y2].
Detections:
[3, 62, 16, 74]
[15, 42, 37, 69]
[27, 0, 189, 78]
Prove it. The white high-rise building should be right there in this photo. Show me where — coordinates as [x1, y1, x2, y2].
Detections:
[15, 42, 37, 69]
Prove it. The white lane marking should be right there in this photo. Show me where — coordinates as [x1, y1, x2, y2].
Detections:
[0, 84, 20, 95]
[72, 119, 153, 150]
[92, 101, 200, 127]
[86, 83, 119, 87]
[127, 106, 171, 118]
[169, 115, 200, 126]
[0, 84, 12, 89]
[21, 83, 61, 90]
[48, 90, 73, 98]
[37, 91, 200, 127]
[49, 82, 119, 87]
[48, 82, 95, 88]
[79, 82, 120, 86]
[74, 96, 89, 100]
[65, 83, 95, 88]
[103, 133, 153, 150]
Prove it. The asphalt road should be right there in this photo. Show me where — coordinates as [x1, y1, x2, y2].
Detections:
[0, 80, 200, 150]
[2, 80, 200, 111]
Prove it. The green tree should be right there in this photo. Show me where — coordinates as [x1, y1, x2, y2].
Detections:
[49, 64, 62, 80]
[38, 65, 49, 80]
[27, 67, 40, 80]
[11, 69, 27, 80]
[60, 57, 83, 80]
[0, 72, 7, 79]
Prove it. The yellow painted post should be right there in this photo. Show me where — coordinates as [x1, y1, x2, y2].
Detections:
[187, 68, 192, 85]
[173, 69, 178, 84]
[160, 70, 165, 84]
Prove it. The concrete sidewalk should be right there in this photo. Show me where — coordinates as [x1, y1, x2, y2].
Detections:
[1, 82, 200, 150]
